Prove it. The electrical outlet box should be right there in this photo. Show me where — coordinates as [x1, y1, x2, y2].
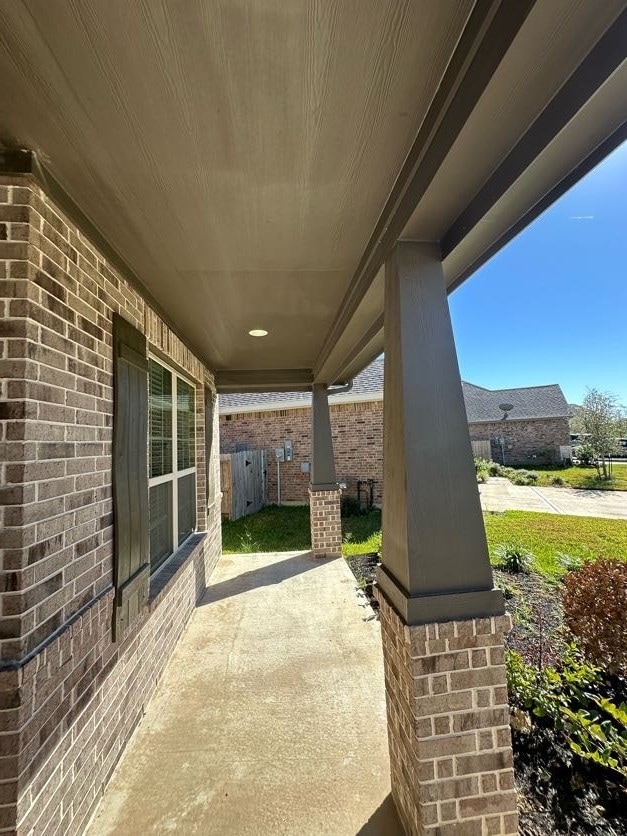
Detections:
[275, 448, 285, 462]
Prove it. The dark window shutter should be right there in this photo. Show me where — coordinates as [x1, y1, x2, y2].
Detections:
[205, 388, 214, 504]
[112, 313, 150, 640]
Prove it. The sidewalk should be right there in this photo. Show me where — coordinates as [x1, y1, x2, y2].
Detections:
[479, 478, 627, 519]
[88, 552, 401, 835]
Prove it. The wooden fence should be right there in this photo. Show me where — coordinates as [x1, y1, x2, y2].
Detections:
[470, 439, 492, 460]
[220, 449, 268, 520]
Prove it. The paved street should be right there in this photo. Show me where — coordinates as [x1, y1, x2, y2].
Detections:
[479, 478, 627, 519]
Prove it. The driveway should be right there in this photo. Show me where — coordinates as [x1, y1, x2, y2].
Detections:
[479, 478, 627, 519]
[88, 552, 402, 836]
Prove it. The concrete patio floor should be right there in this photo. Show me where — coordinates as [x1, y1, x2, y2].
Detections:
[478, 478, 627, 519]
[88, 551, 402, 836]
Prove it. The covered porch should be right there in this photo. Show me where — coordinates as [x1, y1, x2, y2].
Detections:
[87, 550, 402, 835]
[1, 1, 626, 834]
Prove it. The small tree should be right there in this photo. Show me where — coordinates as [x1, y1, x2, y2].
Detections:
[571, 388, 621, 479]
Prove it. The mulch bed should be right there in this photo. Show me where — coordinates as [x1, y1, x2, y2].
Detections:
[346, 553, 380, 614]
[345, 554, 627, 836]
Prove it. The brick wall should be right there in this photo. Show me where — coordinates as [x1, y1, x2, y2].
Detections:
[220, 400, 384, 505]
[0, 175, 222, 834]
[468, 417, 571, 466]
[220, 405, 570, 504]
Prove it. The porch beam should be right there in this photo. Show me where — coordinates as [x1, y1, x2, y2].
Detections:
[377, 241, 503, 625]
[442, 7, 627, 267]
[215, 368, 313, 394]
[313, 0, 536, 380]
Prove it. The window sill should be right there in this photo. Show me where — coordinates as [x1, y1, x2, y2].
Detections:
[148, 531, 207, 608]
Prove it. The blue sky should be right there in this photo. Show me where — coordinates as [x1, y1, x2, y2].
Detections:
[449, 140, 627, 407]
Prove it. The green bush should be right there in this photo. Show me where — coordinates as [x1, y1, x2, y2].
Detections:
[488, 461, 503, 476]
[507, 646, 627, 779]
[556, 552, 585, 572]
[550, 475, 566, 486]
[474, 456, 490, 483]
[340, 494, 363, 518]
[574, 442, 596, 466]
[511, 469, 540, 486]
[493, 542, 534, 574]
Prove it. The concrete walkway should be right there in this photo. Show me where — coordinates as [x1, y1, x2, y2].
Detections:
[88, 552, 401, 836]
[479, 478, 627, 519]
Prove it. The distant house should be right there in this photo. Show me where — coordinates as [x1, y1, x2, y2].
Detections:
[219, 358, 571, 505]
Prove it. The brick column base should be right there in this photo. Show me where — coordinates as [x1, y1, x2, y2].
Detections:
[375, 588, 518, 836]
[309, 487, 342, 558]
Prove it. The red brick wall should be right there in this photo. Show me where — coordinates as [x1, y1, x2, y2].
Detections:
[0, 175, 222, 834]
[468, 418, 571, 465]
[220, 405, 571, 503]
[220, 400, 384, 506]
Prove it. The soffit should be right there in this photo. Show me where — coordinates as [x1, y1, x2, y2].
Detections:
[402, 0, 626, 242]
[0, 0, 473, 370]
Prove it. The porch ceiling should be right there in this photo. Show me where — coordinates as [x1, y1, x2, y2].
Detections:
[0, 0, 625, 390]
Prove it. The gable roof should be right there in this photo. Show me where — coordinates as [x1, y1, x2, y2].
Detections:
[219, 358, 571, 422]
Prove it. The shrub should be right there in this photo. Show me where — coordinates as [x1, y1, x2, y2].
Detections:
[574, 442, 596, 466]
[507, 646, 627, 778]
[474, 456, 490, 483]
[562, 558, 627, 675]
[493, 542, 534, 574]
[498, 580, 518, 600]
[550, 475, 566, 486]
[511, 469, 540, 486]
[556, 552, 585, 572]
[488, 461, 503, 476]
[340, 494, 362, 518]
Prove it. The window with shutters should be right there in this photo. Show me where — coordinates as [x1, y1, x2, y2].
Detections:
[148, 357, 197, 572]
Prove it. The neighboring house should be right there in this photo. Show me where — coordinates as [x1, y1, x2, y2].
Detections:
[220, 358, 571, 505]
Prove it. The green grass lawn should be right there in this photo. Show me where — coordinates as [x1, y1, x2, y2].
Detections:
[514, 464, 627, 491]
[484, 510, 627, 577]
[222, 505, 627, 579]
[222, 504, 311, 553]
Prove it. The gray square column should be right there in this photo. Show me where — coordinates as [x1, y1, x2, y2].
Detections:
[377, 242, 517, 835]
[377, 242, 503, 624]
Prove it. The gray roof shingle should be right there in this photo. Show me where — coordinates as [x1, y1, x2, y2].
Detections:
[219, 357, 570, 422]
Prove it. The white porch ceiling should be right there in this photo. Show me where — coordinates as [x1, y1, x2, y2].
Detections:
[0, 0, 625, 389]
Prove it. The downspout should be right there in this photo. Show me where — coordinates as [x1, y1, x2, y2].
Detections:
[327, 380, 353, 397]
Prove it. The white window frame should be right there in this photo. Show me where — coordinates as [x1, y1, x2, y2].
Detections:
[148, 355, 197, 570]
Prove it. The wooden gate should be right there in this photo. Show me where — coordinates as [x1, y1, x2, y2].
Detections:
[470, 439, 492, 460]
[220, 450, 268, 520]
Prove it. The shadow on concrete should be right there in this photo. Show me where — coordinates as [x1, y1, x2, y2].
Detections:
[356, 794, 404, 835]
[199, 551, 335, 606]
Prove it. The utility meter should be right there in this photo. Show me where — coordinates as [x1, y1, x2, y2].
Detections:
[284, 439, 294, 461]
[275, 448, 285, 462]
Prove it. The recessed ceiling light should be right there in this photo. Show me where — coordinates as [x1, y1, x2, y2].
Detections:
[249, 329, 268, 337]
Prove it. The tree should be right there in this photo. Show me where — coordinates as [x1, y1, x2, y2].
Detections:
[571, 388, 621, 479]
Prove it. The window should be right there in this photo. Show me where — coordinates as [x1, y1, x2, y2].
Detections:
[148, 357, 196, 571]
